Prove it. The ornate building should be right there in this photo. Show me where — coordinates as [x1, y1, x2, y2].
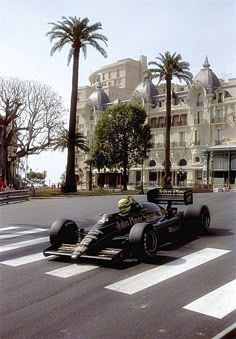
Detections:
[76, 55, 236, 189]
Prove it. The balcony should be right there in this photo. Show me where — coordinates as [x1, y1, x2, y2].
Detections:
[211, 117, 226, 123]
[171, 121, 187, 126]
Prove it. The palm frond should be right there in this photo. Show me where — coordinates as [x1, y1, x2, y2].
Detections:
[46, 16, 108, 64]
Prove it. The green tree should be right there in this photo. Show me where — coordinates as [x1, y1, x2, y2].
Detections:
[52, 127, 89, 153]
[46, 16, 108, 192]
[25, 169, 47, 187]
[145, 52, 193, 187]
[92, 103, 152, 190]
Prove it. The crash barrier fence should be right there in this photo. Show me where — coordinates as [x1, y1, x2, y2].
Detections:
[0, 189, 30, 205]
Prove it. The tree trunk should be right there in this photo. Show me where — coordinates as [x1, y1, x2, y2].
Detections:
[123, 164, 127, 191]
[163, 77, 172, 188]
[64, 49, 80, 193]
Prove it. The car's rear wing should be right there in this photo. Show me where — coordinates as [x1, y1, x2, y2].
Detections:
[147, 187, 193, 205]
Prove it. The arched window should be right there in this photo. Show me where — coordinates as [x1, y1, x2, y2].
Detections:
[149, 160, 156, 167]
[197, 93, 203, 107]
[179, 159, 187, 166]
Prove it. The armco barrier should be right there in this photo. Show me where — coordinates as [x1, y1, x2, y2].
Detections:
[0, 190, 30, 205]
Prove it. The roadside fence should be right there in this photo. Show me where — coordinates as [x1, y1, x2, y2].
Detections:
[0, 189, 30, 205]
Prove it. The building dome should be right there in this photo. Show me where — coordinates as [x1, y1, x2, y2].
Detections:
[194, 56, 220, 91]
[87, 82, 110, 109]
[133, 80, 158, 104]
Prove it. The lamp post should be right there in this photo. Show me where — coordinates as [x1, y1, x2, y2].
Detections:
[139, 146, 146, 195]
[85, 155, 93, 191]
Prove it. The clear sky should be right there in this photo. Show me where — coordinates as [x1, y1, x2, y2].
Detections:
[0, 0, 236, 184]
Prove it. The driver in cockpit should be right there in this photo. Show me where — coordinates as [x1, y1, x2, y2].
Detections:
[117, 196, 141, 216]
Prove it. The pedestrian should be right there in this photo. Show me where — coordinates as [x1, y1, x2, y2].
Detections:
[0, 176, 5, 192]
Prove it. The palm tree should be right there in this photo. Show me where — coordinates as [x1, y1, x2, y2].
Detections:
[46, 16, 108, 192]
[53, 127, 89, 153]
[145, 52, 193, 188]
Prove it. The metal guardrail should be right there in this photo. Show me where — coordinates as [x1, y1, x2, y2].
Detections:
[0, 190, 30, 205]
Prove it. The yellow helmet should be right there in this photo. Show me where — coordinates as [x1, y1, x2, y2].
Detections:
[118, 197, 131, 215]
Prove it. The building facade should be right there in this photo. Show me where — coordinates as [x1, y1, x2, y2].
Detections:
[76, 55, 236, 189]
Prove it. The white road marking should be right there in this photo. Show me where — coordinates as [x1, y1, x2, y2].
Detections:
[46, 264, 98, 278]
[0, 237, 48, 253]
[183, 279, 236, 319]
[0, 228, 47, 239]
[18, 228, 47, 234]
[0, 226, 20, 232]
[0, 252, 50, 266]
[0, 234, 22, 240]
[105, 248, 230, 295]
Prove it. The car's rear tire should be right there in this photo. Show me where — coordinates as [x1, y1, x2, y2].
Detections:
[129, 223, 159, 262]
[49, 219, 78, 248]
[184, 205, 210, 234]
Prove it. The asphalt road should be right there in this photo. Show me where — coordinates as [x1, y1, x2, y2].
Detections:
[0, 192, 236, 339]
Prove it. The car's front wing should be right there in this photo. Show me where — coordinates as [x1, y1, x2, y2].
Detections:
[43, 243, 128, 262]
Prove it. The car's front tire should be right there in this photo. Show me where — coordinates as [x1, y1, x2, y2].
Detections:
[129, 223, 159, 262]
[49, 219, 78, 248]
[184, 205, 210, 234]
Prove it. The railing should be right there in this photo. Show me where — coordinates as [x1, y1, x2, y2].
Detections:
[211, 117, 226, 123]
[0, 189, 30, 205]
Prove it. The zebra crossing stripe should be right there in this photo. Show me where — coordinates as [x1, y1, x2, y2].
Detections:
[18, 228, 47, 234]
[183, 278, 236, 319]
[0, 234, 22, 240]
[0, 252, 50, 266]
[105, 248, 230, 295]
[0, 237, 48, 253]
[45, 264, 98, 278]
[0, 227, 20, 232]
[0, 228, 47, 240]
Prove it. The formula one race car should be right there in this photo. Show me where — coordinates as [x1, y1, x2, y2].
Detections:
[43, 188, 210, 263]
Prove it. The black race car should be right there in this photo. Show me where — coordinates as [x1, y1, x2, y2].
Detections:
[43, 188, 210, 263]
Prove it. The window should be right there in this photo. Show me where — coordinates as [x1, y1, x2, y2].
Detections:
[180, 114, 187, 125]
[197, 111, 201, 124]
[179, 131, 185, 145]
[149, 160, 156, 167]
[195, 130, 200, 145]
[150, 118, 157, 128]
[117, 69, 120, 77]
[136, 171, 141, 182]
[158, 117, 165, 127]
[218, 93, 223, 103]
[216, 129, 222, 144]
[158, 101, 162, 107]
[197, 93, 203, 106]
[172, 115, 179, 126]
[216, 109, 223, 118]
[196, 170, 202, 180]
[102, 73, 105, 80]
[179, 159, 187, 166]
[108, 71, 111, 79]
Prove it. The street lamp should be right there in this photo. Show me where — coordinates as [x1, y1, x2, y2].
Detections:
[85, 155, 93, 191]
[139, 146, 146, 194]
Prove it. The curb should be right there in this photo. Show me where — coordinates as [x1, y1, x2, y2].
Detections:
[211, 322, 236, 339]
